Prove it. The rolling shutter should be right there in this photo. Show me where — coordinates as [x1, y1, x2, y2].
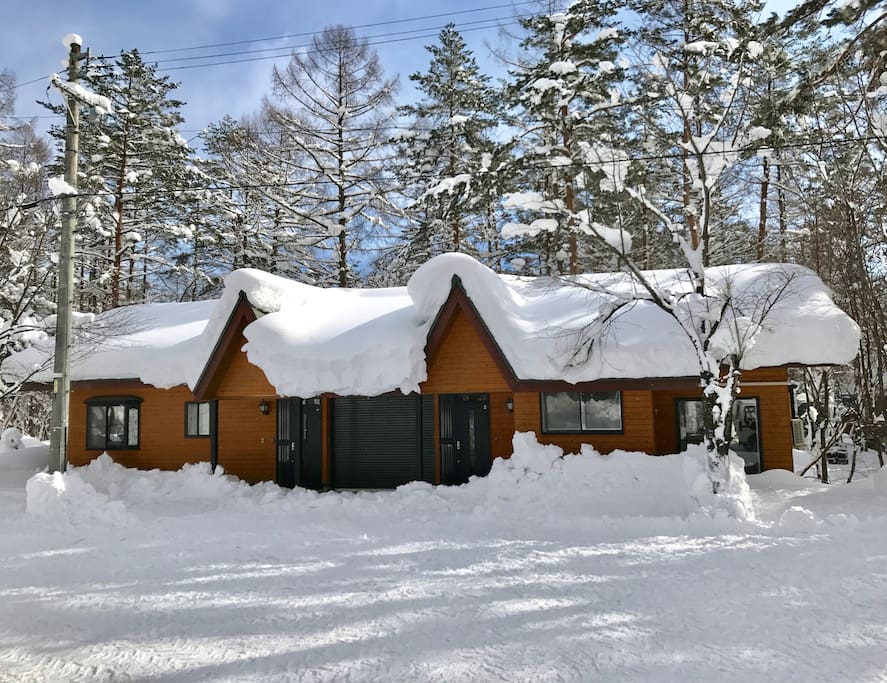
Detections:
[332, 395, 424, 489]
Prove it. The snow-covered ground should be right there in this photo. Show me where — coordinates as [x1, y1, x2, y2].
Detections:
[1, 434, 887, 682]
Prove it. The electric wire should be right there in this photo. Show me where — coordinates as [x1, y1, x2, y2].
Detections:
[4, 134, 882, 213]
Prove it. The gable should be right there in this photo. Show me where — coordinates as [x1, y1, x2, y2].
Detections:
[422, 304, 513, 394]
[193, 291, 275, 400]
[213, 333, 277, 399]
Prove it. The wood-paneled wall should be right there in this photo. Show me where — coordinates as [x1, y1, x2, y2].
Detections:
[216, 397, 277, 483]
[69, 383, 210, 469]
[651, 367, 793, 469]
[421, 307, 511, 394]
[512, 390, 656, 455]
[215, 334, 277, 399]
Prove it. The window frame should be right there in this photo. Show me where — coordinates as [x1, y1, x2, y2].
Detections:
[540, 391, 624, 434]
[85, 395, 142, 450]
[674, 396, 763, 474]
[184, 401, 212, 439]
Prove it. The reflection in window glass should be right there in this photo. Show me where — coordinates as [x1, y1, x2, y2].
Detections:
[543, 392, 622, 432]
[676, 398, 761, 473]
[730, 399, 760, 473]
[87, 406, 106, 450]
[543, 392, 581, 431]
[582, 392, 622, 430]
[107, 406, 125, 446]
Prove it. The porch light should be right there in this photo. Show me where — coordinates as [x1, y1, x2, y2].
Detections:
[259, 400, 270, 415]
[505, 397, 514, 412]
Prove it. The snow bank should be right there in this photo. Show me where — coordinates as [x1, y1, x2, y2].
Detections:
[464, 433, 754, 521]
[22, 436, 755, 529]
[26, 469, 129, 527]
[73, 453, 250, 505]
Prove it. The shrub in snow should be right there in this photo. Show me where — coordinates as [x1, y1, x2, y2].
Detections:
[1, 427, 23, 450]
[26, 469, 129, 527]
[0, 429, 50, 473]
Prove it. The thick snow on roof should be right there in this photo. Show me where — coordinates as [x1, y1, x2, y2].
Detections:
[6, 254, 859, 395]
[183, 268, 422, 397]
[6, 300, 214, 388]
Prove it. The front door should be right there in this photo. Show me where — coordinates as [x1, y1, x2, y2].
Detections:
[276, 398, 323, 489]
[441, 393, 491, 485]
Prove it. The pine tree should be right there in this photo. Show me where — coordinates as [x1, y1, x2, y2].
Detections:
[388, 24, 500, 279]
[500, 0, 627, 275]
[42, 49, 196, 309]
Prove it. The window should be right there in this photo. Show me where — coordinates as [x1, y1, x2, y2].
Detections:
[86, 396, 141, 450]
[542, 391, 623, 432]
[676, 397, 761, 474]
[185, 402, 212, 438]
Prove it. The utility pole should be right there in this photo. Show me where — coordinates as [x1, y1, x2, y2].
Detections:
[48, 36, 83, 473]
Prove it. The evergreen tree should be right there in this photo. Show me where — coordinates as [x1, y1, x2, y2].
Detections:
[43, 49, 197, 309]
[388, 24, 500, 279]
[501, 0, 627, 275]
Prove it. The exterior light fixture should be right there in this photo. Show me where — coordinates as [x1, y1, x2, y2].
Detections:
[505, 397, 514, 412]
[259, 400, 270, 415]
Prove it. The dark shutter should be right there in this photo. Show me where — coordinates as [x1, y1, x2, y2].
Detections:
[332, 395, 423, 489]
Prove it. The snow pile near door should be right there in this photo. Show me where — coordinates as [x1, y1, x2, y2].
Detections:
[23, 434, 754, 528]
[26, 469, 130, 526]
[465, 432, 754, 521]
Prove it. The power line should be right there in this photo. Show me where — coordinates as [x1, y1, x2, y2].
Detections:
[146, 13, 525, 67]
[157, 21, 523, 72]
[5, 134, 882, 213]
[139, 2, 538, 56]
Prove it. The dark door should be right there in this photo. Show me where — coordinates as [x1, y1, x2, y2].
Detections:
[276, 398, 323, 490]
[441, 393, 491, 485]
[300, 398, 323, 489]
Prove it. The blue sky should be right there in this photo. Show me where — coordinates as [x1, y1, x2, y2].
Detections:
[5, 0, 796, 136]
[4, 1, 521, 135]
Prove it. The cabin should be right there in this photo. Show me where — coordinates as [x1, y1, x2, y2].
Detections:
[7, 254, 860, 488]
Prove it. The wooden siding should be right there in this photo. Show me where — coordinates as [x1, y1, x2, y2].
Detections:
[69, 383, 209, 469]
[216, 397, 276, 483]
[651, 367, 793, 470]
[513, 390, 656, 455]
[489, 391, 516, 461]
[214, 337, 277, 399]
[421, 307, 511, 394]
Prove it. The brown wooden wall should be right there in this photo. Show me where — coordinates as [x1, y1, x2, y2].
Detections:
[217, 397, 276, 483]
[419, 306, 515, 478]
[421, 307, 511, 394]
[215, 334, 277, 399]
[69, 383, 210, 470]
[651, 367, 793, 470]
[512, 390, 657, 455]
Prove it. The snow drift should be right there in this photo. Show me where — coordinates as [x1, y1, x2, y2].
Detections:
[24, 434, 755, 528]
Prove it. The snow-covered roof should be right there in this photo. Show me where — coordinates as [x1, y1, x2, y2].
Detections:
[6, 254, 860, 396]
